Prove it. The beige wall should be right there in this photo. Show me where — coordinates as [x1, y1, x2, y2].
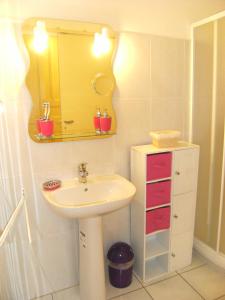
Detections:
[1, 0, 225, 39]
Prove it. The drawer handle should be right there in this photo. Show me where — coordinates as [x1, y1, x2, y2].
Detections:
[175, 171, 180, 175]
[171, 253, 176, 258]
[173, 214, 178, 219]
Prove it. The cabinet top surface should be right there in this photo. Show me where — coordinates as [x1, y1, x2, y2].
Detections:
[131, 141, 199, 154]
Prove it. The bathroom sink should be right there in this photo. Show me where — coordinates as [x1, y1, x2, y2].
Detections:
[42, 173, 136, 300]
[42, 174, 136, 219]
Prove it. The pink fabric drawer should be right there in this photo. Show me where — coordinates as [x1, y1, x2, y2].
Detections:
[147, 153, 172, 181]
[146, 207, 171, 234]
[146, 180, 171, 208]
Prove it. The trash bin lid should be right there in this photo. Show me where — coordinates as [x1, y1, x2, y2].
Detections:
[107, 242, 134, 264]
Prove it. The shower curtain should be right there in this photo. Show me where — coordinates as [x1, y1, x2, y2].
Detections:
[0, 18, 53, 300]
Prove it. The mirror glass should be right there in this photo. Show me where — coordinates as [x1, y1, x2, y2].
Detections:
[23, 18, 117, 143]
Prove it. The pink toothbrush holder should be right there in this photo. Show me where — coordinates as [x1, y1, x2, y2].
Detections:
[100, 116, 112, 133]
[93, 116, 101, 133]
[36, 119, 42, 134]
[39, 119, 54, 137]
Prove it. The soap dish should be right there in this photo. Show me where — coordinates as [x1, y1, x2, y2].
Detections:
[43, 180, 61, 191]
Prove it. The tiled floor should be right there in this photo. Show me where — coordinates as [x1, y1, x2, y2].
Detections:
[34, 251, 225, 300]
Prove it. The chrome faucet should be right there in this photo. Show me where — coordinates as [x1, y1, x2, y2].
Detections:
[78, 162, 88, 183]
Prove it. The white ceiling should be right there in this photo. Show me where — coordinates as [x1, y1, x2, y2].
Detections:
[2, 0, 225, 38]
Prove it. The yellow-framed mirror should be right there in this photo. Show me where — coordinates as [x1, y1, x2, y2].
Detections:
[23, 18, 117, 143]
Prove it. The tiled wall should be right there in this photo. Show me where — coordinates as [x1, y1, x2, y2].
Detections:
[18, 31, 190, 299]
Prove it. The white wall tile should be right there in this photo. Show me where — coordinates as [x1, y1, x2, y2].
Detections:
[113, 99, 150, 178]
[27, 172, 75, 238]
[103, 206, 131, 254]
[150, 36, 186, 99]
[30, 138, 115, 178]
[150, 99, 186, 138]
[114, 100, 150, 138]
[114, 32, 150, 100]
[31, 232, 79, 291]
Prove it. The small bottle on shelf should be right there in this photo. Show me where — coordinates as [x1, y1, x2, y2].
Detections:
[93, 108, 101, 134]
[100, 109, 112, 134]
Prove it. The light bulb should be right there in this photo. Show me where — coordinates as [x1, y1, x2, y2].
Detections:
[92, 32, 102, 57]
[32, 21, 48, 54]
[101, 27, 110, 54]
[92, 27, 111, 57]
[101, 27, 108, 38]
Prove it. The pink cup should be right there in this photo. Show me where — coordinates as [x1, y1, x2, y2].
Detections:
[93, 116, 101, 131]
[39, 120, 54, 137]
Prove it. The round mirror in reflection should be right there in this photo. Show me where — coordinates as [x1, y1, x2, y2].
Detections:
[92, 73, 115, 96]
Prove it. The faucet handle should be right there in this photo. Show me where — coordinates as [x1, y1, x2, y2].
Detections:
[79, 162, 88, 170]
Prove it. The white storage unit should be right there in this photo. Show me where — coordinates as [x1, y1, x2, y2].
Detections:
[131, 142, 199, 283]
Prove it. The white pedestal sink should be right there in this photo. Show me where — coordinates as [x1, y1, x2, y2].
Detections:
[42, 174, 136, 300]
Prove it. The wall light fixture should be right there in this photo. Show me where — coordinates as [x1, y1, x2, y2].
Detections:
[93, 27, 111, 57]
[32, 21, 48, 54]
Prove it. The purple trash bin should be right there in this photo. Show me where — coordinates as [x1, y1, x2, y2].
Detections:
[107, 242, 134, 288]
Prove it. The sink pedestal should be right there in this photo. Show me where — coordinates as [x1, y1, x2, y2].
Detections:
[42, 174, 136, 299]
[79, 216, 106, 300]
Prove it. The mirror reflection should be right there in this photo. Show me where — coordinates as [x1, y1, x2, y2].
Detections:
[23, 18, 117, 143]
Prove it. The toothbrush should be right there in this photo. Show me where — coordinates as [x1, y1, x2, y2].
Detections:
[46, 102, 50, 120]
[42, 102, 50, 120]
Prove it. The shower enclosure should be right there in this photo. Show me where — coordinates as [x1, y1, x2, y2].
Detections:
[191, 11, 225, 265]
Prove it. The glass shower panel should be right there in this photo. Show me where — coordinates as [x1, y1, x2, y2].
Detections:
[193, 19, 225, 250]
[218, 18, 225, 255]
[220, 179, 225, 254]
[192, 22, 214, 246]
[208, 17, 225, 249]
